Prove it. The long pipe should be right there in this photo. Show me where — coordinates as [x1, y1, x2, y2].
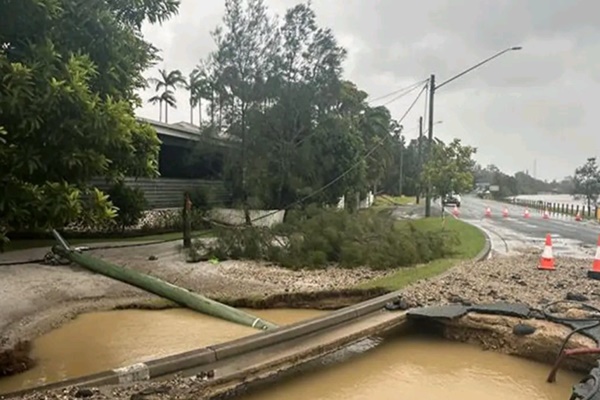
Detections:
[51, 230, 278, 331]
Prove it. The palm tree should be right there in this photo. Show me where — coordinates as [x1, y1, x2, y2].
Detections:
[160, 90, 177, 123]
[148, 69, 185, 123]
[148, 94, 163, 122]
[184, 69, 202, 125]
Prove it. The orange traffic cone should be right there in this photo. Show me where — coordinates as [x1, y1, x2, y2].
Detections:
[524, 208, 530, 219]
[538, 234, 555, 271]
[452, 205, 460, 217]
[588, 235, 600, 280]
[543, 209, 550, 219]
[575, 212, 582, 222]
[502, 207, 509, 218]
[485, 207, 492, 218]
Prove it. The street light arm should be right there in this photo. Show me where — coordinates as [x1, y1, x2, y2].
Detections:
[435, 46, 522, 90]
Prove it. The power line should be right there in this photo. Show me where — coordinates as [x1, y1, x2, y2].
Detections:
[368, 78, 428, 104]
[245, 83, 429, 225]
[379, 82, 426, 107]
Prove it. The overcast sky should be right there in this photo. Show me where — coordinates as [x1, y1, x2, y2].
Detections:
[137, 0, 600, 181]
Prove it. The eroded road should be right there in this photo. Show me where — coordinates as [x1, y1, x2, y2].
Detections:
[452, 196, 600, 259]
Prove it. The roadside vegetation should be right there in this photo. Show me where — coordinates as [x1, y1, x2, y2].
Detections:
[372, 195, 416, 209]
[190, 207, 478, 273]
[358, 217, 486, 290]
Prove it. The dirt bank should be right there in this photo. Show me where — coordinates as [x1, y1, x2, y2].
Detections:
[0, 242, 390, 377]
[435, 313, 597, 372]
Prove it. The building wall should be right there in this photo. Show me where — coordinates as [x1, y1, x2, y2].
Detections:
[91, 177, 227, 209]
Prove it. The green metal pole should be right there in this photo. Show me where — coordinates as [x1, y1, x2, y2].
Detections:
[52, 231, 277, 331]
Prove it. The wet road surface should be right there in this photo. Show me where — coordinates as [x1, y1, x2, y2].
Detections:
[450, 196, 600, 258]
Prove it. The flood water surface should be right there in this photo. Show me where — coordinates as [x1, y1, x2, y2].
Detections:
[0, 309, 583, 399]
[240, 335, 581, 400]
[0, 308, 325, 394]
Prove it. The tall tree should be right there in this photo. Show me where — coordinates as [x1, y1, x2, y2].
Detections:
[0, 0, 178, 241]
[194, 0, 385, 213]
[421, 139, 477, 210]
[208, 0, 279, 218]
[149, 68, 184, 123]
[184, 69, 201, 125]
[573, 157, 600, 210]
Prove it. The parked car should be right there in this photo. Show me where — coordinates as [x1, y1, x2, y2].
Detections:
[443, 193, 462, 207]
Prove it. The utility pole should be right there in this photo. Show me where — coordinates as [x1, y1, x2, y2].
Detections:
[425, 74, 435, 217]
[423, 46, 522, 217]
[416, 116, 423, 204]
[399, 136, 404, 196]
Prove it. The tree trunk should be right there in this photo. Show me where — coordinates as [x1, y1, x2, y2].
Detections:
[199, 98, 202, 125]
[210, 93, 215, 125]
[241, 103, 251, 225]
[165, 104, 169, 123]
[159, 100, 163, 122]
[190, 102, 194, 124]
[52, 234, 277, 331]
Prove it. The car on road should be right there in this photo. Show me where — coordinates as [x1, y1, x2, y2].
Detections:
[443, 193, 461, 207]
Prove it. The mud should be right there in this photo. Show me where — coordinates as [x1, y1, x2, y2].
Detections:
[436, 313, 598, 372]
[0, 342, 32, 377]
[221, 288, 390, 310]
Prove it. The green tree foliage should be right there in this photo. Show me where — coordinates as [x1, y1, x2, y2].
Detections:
[421, 139, 477, 204]
[187, 0, 394, 212]
[573, 157, 600, 210]
[148, 68, 185, 123]
[107, 182, 148, 231]
[0, 0, 178, 240]
[195, 207, 458, 270]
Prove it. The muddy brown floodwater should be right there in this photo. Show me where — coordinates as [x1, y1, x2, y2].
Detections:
[0, 308, 325, 394]
[239, 334, 582, 400]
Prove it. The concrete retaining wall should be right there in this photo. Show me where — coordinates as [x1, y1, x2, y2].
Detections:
[208, 209, 285, 228]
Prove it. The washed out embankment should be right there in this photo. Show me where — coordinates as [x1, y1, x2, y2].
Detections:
[0, 214, 486, 380]
[0, 245, 394, 380]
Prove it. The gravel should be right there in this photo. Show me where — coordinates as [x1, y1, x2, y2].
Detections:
[400, 251, 600, 310]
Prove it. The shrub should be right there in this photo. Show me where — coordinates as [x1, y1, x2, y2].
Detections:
[192, 207, 458, 270]
[107, 182, 147, 231]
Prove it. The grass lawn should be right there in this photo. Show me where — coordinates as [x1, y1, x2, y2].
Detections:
[3, 230, 211, 252]
[373, 195, 416, 209]
[358, 217, 486, 291]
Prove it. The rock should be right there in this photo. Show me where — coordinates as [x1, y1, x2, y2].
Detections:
[131, 385, 172, 399]
[513, 323, 536, 336]
[148, 255, 158, 261]
[385, 297, 410, 311]
[73, 388, 94, 398]
[566, 292, 589, 302]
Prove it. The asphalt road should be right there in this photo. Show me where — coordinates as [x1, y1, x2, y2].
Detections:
[450, 195, 600, 259]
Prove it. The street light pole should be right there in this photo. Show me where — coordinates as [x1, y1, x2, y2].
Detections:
[424, 46, 522, 217]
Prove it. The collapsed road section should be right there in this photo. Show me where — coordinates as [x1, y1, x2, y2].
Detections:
[402, 300, 600, 400]
[4, 299, 600, 399]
